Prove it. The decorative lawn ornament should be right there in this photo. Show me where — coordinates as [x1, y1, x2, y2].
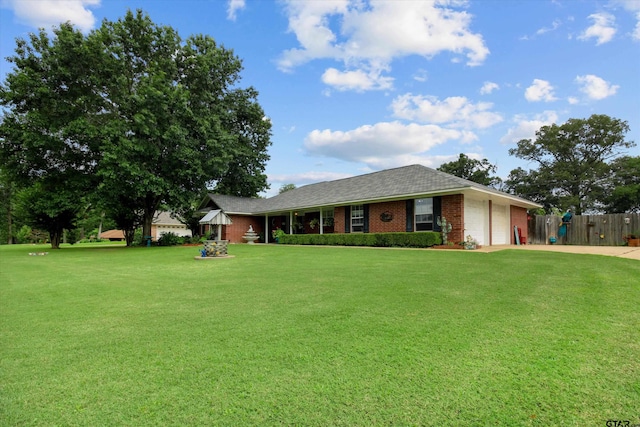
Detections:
[437, 216, 453, 245]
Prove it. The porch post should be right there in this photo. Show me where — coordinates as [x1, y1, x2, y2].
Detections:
[265, 215, 269, 243]
[289, 211, 293, 234]
[319, 209, 323, 235]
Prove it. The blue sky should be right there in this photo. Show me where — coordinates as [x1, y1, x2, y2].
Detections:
[1, 0, 639, 197]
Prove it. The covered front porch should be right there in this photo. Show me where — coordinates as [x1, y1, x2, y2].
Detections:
[262, 208, 335, 243]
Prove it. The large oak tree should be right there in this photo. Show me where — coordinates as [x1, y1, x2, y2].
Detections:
[0, 23, 105, 248]
[506, 114, 634, 215]
[95, 11, 271, 239]
[601, 155, 640, 213]
[437, 153, 501, 188]
[0, 10, 272, 247]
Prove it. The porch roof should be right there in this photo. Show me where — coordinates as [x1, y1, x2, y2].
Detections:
[199, 209, 233, 225]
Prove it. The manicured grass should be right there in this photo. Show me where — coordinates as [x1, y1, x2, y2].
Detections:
[1, 243, 639, 426]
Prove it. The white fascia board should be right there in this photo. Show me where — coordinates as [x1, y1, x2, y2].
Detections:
[461, 187, 542, 209]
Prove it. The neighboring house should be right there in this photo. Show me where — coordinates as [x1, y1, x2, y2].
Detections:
[152, 211, 192, 240]
[100, 229, 125, 241]
[198, 164, 541, 245]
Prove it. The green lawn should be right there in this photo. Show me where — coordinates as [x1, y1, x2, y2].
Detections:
[1, 243, 638, 426]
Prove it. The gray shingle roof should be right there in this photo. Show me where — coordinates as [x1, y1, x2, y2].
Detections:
[206, 164, 540, 214]
[206, 194, 268, 214]
[153, 211, 185, 225]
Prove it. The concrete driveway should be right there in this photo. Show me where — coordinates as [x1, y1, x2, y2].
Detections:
[478, 244, 640, 261]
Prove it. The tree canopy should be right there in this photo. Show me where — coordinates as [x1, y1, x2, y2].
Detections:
[0, 10, 272, 246]
[279, 183, 297, 194]
[0, 23, 104, 247]
[506, 114, 635, 215]
[601, 156, 640, 213]
[437, 153, 501, 188]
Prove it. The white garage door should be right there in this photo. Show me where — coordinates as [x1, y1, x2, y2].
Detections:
[464, 198, 487, 245]
[491, 203, 509, 245]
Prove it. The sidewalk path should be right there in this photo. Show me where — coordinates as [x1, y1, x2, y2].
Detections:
[478, 244, 640, 261]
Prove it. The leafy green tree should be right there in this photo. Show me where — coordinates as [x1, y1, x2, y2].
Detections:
[437, 153, 501, 188]
[279, 183, 297, 194]
[94, 10, 271, 238]
[1, 10, 272, 246]
[210, 89, 271, 197]
[601, 156, 640, 213]
[0, 24, 104, 248]
[504, 167, 555, 212]
[507, 114, 634, 215]
[0, 170, 17, 244]
[13, 182, 79, 248]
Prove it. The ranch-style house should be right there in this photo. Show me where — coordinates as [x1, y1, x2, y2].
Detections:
[198, 164, 541, 245]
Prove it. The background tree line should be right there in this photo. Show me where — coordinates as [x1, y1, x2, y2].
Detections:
[438, 114, 638, 216]
[0, 10, 271, 247]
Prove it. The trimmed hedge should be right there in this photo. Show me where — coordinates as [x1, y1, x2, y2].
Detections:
[278, 232, 441, 248]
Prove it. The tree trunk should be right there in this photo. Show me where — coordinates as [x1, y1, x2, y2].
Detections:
[7, 204, 13, 245]
[50, 229, 62, 249]
[142, 209, 155, 243]
[124, 228, 135, 246]
[97, 212, 104, 240]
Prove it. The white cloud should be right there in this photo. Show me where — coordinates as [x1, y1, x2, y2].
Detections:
[525, 79, 558, 102]
[413, 69, 428, 83]
[575, 74, 619, 100]
[567, 96, 579, 105]
[304, 121, 467, 168]
[578, 12, 616, 45]
[276, 0, 349, 72]
[480, 81, 499, 95]
[390, 94, 503, 129]
[278, 0, 489, 91]
[227, 0, 245, 21]
[269, 171, 354, 185]
[361, 153, 459, 170]
[536, 19, 561, 35]
[500, 111, 559, 145]
[321, 67, 394, 92]
[613, 0, 640, 40]
[2, 0, 100, 32]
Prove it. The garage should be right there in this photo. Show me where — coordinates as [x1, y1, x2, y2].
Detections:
[464, 197, 488, 245]
[491, 203, 509, 245]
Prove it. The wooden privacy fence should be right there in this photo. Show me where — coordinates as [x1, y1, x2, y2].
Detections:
[527, 213, 640, 246]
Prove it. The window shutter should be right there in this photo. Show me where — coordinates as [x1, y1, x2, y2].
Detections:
[406, 200, 413, 232]
[344, 206, 351, 233]
[363, 204, 369, 233]
[433, 196, 442, 231]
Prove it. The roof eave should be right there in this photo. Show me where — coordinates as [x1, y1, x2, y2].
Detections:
[250, 187, 540, 214]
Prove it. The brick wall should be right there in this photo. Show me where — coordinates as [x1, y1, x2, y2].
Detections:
[329, 197, 466, 240]
[441, 194, 464, 244]
[510, 206, 528, 244]
[369, 201, 406, 233]
[222, 216, 264, 243]
[334, 206, 346, 233]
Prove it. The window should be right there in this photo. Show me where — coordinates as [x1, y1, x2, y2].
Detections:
[351, 205, 364, 232]
[415, 198, 433, 231]
[322, 208, 334, 227]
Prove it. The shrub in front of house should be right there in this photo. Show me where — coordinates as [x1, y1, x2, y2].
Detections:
[157, 232, 183, 246]
[278, 232, 441, 248]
